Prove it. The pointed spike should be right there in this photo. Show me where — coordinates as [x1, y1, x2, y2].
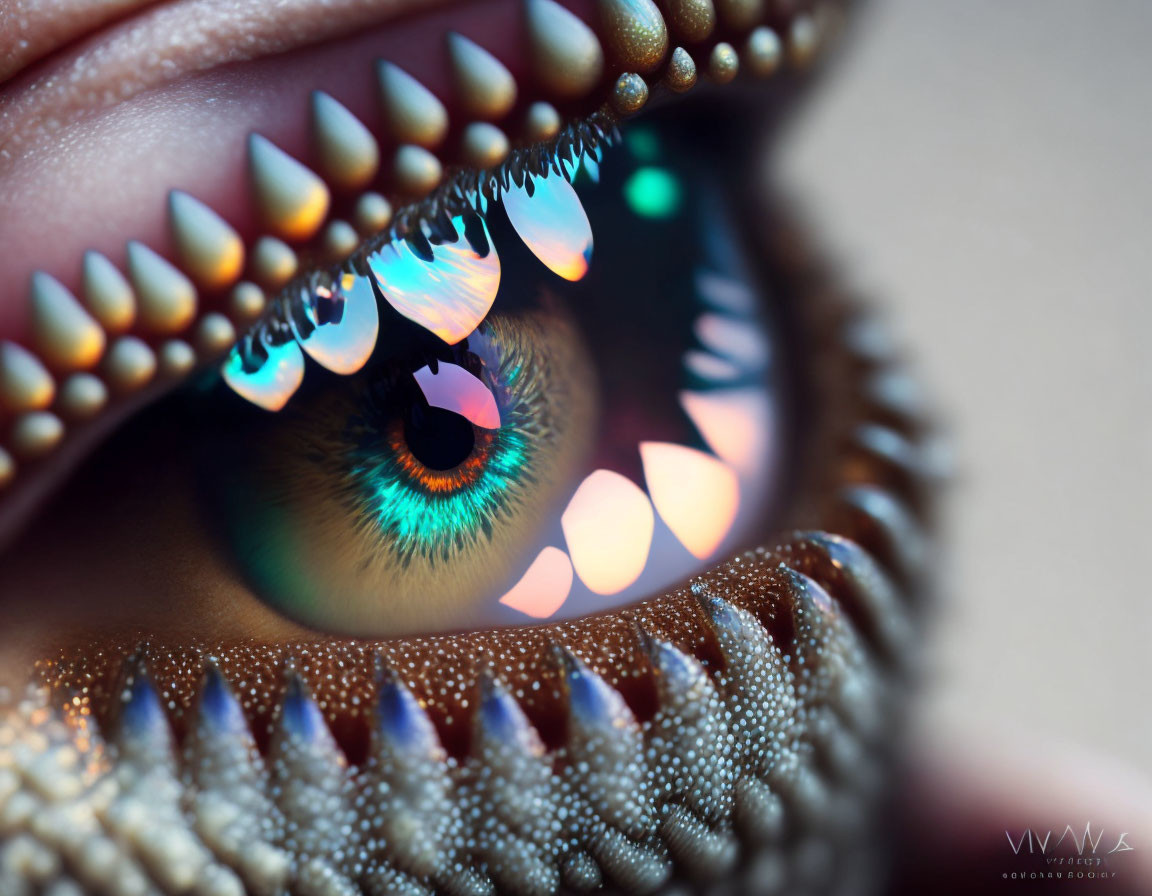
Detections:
[376, 61, 449, 148]
[524, 0, 605, 99]
[103, 335, 157, 393]
[125, 241, 198, 334]
[610, 72, 649, 116]
[58, 372, 107, 420]
[116, 664, 174, 760]
[744, 25, 782, 77]
[475, 671, 545, 756]
[446, 33, 518, 121]
[247, 134, 331, 241]
[393, 144, 444, 196]
[374, 667, 443, 758]
[461, 122, 510, 169]
[664, 46, 698, 93]
[715, 0, 763, 30]
[664, 0, 715, 42]
[0, 341, 55, 412]
[276, 671, 330, 746]
[9, 410, 64, 459]
[196, 660, 250, 738]
[29, 271, 106, 370]
[598, 0, 668, 74]
[168, 191, 245, 290]
[82, 250, 136, 333]
[707, 41, 739, 83]
[311, 91, 381, 191]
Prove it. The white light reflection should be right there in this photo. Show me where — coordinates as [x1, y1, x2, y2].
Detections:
[679, 388, 773, 478]
[640, 442, 740, 560]
[498, 546, 573, 618]
[561, 469, 654, 595]
[413, 362, 501, 429]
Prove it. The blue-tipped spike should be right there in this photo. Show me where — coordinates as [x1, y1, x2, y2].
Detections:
[119, 670, 170, 745]
[554, 647, 620, 729]
[475, 671, 539, 753]
[692, 584, 740, 633]
[375, 669, 439, 755]
[278, 672, 327, 744]
[197, 660, 249, 737]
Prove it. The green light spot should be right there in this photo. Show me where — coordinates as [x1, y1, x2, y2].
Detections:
[625, 127, 661, 162]
[624, 167, 682, 219]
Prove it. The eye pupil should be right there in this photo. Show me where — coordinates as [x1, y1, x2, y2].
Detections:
[403, 402, 476, 471]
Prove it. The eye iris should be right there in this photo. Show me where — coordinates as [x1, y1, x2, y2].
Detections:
[203, 113, 782, 636]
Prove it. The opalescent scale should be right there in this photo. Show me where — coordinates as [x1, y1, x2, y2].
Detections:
[222, 335, 305, 411]
[369, 216, 500, 345]
[502, 170, 593, 282]
[290, 273, 379, 375]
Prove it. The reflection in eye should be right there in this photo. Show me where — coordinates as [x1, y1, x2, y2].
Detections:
[120, 121, 783, 637]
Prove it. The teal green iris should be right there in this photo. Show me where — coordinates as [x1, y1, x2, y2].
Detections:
[624, 167, 683, 219]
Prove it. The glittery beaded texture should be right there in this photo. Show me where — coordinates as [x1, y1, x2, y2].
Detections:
[1, 208, 940, 894]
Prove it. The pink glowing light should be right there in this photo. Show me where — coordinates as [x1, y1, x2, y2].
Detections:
[640, 442, 740, 560]
[679, 388, 773, 478]
[561, 469, 654, 595]
[498, 546, 574, 619]
[413, 362, 501, 429]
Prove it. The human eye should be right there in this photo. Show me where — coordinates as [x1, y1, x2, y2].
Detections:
[0, 1, 937, 894]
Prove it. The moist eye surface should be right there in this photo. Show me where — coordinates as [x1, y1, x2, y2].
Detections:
[10, 108, 784, 638]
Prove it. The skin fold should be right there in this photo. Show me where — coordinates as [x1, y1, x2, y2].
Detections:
[3, 1, 1145, 894]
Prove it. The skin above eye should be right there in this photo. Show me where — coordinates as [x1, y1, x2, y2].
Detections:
[0, 1, 944, 894]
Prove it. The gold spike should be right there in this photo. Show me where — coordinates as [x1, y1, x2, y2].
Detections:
[744, 26, 781, 76]
[0, 447, 14, 489]
[598, 0, 668, 74]
[82, 251, 136, 334]
[249, 237, 299, 290]
[29, 272, 106, 370]
[229, 281, 267, 322]
[247, 134, 331, 242]
[461, 122, 510, 169]
[103, 336, 157, 393]
[195, 313, 237, 358]
[376, 62, 450, 148]
[524, 102, 561, 142]
[610, 73, 649, 115]
[715, 0, 762, 31]
[0, 342, 55, 412]
[354, 192, 393, 236]
[167, 191, 245, 290]
[664, 47, 697, 92]
[126, 241, 198, 334]
[446, 33, 518, 121]
[10, 411, 64, 460]
[663, 0, 715, 42]
[393, 145, 443, 196]
[58, 373, 107, 420]
[322, 219, 360, 261]
[311, 92, 381, 191]
[524, 0, 605, 99]
[158, 340, 197, 378]
[708, 41, 739, 82]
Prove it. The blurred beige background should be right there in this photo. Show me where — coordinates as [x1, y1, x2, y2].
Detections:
[779, 1, 1151, 772]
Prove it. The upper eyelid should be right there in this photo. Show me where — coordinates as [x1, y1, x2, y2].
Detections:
[0, 0, 448, 149]
[0, 0, 824, 532]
